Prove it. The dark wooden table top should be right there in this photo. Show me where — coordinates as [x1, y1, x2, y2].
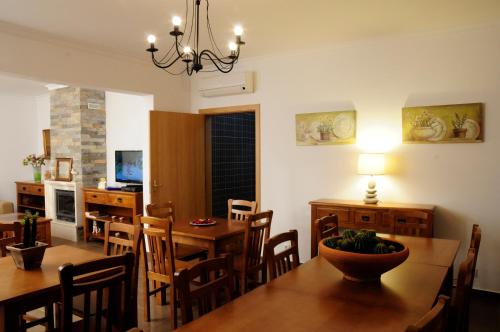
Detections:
[0, 213, 51, 224]
[0, 245, 104, 305]
[176, 237, 458, 332]
[172, 217, 246, 241]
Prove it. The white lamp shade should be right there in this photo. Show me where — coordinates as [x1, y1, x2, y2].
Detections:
[358, 153, 385, 175]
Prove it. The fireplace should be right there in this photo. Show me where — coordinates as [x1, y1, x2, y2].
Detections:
[56, 189, 75, 222]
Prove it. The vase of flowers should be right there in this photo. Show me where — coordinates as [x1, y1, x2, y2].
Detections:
[22, 154, 45, 183]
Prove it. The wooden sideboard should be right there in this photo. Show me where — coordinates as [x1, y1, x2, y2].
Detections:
[15, 181, 45, 217]
[82, 188, 143, 242]
[309, 199, 435, 257]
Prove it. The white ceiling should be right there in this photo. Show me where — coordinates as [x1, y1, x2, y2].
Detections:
[0, 0, 500, 61]
[0, 74, 48, 97]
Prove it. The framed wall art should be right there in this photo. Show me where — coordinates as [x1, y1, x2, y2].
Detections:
[55, 158, 73, 182]
[402, 103, 483, 144]
[296, 110, 356, 146]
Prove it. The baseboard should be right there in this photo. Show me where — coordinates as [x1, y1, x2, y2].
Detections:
[471, 288, 500, 297]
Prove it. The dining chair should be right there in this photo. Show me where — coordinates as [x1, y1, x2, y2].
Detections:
[313, 215, 339, 257]
[146, 202, 207, 261]
[58, 252, 136, 332]
[406, 295, 450, 332]
[227, 199, 258, 221]
[469, 224, 481, 288]
[393, 210, 430, 237]
[0, 221, 21, 257]
[450, 248, 475, 332]
[141, 215, 193, 329]
[175, 254, 234, 324]
[234, 210, 273, 295]
[264, 229, 300, 281]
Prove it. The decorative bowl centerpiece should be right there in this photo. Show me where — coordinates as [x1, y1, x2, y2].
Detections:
[318, 229, 409, 282]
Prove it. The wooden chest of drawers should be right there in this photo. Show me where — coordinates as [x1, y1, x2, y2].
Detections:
[309, 199, 435, 257]
[15, 181, 45, 216]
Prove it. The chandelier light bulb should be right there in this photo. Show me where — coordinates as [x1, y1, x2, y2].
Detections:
[183, 46, 192, 55]
[147, 35, 157, 44]
[233, 25, 243, 36]
[228, 42, 238, 51]
[172, 16, 182, 27]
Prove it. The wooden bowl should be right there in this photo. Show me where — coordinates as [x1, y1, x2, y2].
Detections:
[318, 237, 409, 282]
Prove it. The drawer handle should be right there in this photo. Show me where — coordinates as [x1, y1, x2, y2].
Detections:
[38, 188, 42, 192]
[92, 195, 97, 198]
[361, 216, 371, 222]
[397, 218, 406, 224]
[22, 187, 26, 190]
[117, 198, 123, 203]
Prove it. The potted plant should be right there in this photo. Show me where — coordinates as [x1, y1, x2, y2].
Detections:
[317, 119, 333, 141]
[411, 112, 436, 141]
[6, 211, 48, 270]
[452, 113, 468, 138]
[318, 229, 409, 282]
[22, 154, 46, 183]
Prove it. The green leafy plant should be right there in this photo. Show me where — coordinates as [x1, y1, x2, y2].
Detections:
[22, 154, 45, 168]
[452, 113, 467, 129]
[412, 111, 436, 128]
[22, 211, 39, 248]
[324, 229, 401, 254]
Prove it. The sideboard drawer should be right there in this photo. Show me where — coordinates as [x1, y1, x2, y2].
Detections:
[354, 210, 378, 227]
[316, 207, 350, 224]
[108, 194, 134, 208]
[84, 191, 109, 205]
[17, 184, 44, 196]
[30, 185, 44, 196]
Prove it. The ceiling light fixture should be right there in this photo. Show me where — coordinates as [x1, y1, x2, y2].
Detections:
[146, 0, 245, 76]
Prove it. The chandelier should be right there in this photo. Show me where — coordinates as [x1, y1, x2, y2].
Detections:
[146, 0, 245, 76]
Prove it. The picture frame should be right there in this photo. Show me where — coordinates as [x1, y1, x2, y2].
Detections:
[55, 158, 73, 182]
[42, 129, 51, 159]
[296, 110, 356, 146]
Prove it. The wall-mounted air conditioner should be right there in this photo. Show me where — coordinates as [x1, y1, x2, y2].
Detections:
[198, 71, 254, 97]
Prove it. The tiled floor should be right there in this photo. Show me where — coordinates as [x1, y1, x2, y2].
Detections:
[29, 237, 500, 331]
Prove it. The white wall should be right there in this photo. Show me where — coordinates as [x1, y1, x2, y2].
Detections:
[105, 91, 154, 209]
[191, 24, 500, 292]
[0, 94, 46, 204]
[0, 26, 190, 112]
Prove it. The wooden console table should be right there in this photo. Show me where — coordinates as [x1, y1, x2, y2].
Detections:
[82, 188, 143, 242]
[15, 181, 45, 217]
[309, 199, 435, 257]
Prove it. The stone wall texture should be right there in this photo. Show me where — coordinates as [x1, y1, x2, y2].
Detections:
[50, 87, 106, 186]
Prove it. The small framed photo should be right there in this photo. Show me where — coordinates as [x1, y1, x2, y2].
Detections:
[55, 158, 73, 182]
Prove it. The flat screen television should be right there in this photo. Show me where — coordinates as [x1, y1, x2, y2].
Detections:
[115, 150, 143, 184]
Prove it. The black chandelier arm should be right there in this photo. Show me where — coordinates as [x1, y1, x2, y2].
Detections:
[151, 52, 182, 69]
[199, 49, 238, 66]
[199, 51, 236, 73]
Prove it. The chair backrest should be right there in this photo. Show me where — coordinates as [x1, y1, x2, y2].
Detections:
[175, 254, 234, 324]
[0, 222, 22, 257]
[469, 224, 481, 287]
[406, 295, 450, 332]
[146, 202, 175, 220]
[393, 210, 430, 237]
[104, 222, 141, 256]
[264, 230, 300, 281]
[58, 252, 135, 332]
[451, 248, 475, 332]
[242, 211, 273, 274]
[313, 215, 339, 257]
[228, 199, 257, 221]
[140, 216, 176, 280]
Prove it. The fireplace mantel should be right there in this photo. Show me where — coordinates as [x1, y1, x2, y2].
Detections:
[44, 180, 83, 241]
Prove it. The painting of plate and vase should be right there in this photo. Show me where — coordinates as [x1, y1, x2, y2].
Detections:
[296, 110, 356, 146]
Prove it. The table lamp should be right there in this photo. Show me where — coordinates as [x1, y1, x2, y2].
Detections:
[357, 153, 385, 204]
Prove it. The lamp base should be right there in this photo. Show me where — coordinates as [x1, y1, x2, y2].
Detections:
[363, 176, 379, 204]
[363, 197, 379, 204]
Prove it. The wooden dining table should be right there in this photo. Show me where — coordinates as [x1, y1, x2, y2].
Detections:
[172, 217, 247, 258]
[176, 235, 460, 332]
[0, 213, 52, 246]
[0, 245, 104, 331]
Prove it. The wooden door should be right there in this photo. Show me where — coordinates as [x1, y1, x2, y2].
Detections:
[150, 111, 206, 221]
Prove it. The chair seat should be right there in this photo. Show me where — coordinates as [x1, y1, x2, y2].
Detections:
[175, 244, 207, 260]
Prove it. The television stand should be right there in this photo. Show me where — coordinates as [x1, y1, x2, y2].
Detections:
[82, 188, 143, 242]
